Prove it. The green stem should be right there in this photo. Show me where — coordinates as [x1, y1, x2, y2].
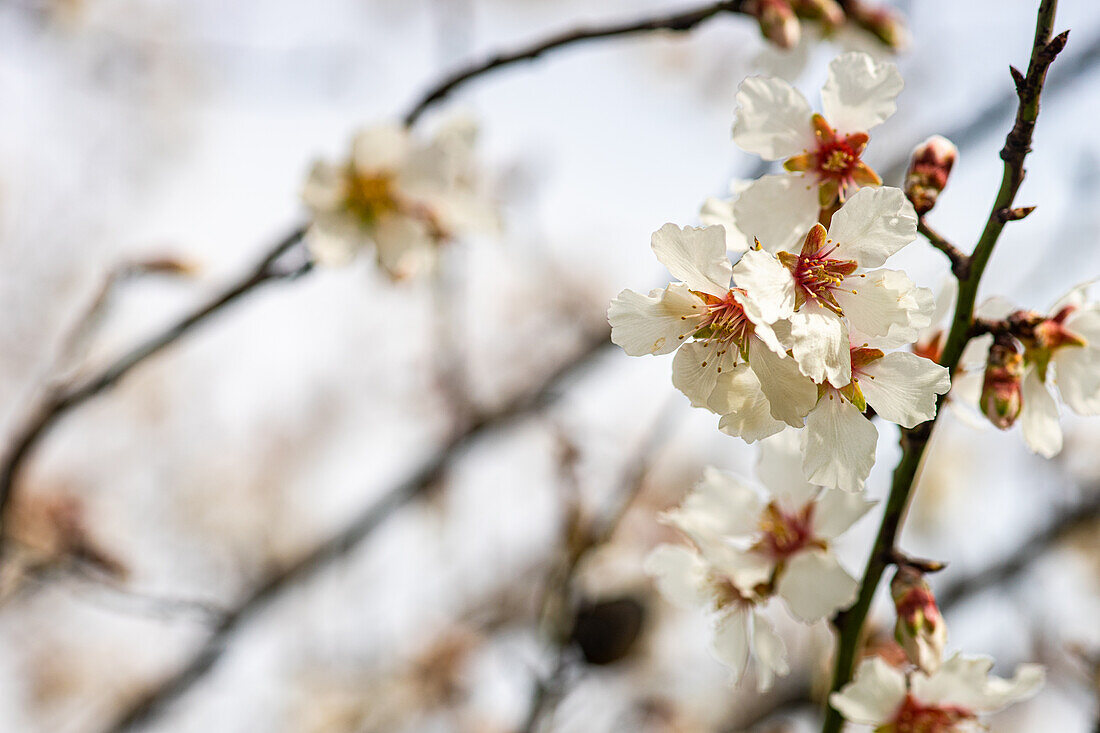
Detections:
[820, 2, 1064, 730]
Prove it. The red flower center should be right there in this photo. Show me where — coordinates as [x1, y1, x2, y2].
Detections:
[891, 694, 974, 733]
[754, 502, 818, 561]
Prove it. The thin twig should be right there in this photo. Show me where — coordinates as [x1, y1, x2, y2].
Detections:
[0, 226, 309, 551]
[917, 218, 969, 279]
[403, 0, 749, 126]
[520, 402, 679, 733]
[98, 325, 610, 733]
[821, 4, 1067, 730]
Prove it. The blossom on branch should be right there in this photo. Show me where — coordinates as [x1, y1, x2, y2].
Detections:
[955, 284, 1100, 458]
[730, 51, 902, 239]
[608, 224, 817, 437]
[735, 186, 931, 388]
[302, 119, 494, 279]
[646, 433, 873, 688]
[831, 654, 1044, 732]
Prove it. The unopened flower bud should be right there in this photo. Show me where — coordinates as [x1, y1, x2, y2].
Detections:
[847, 1, 909, 51]
[981, 338, 1024, 429]
[905, 135, 958, 215]
[790, 0, 845, 30]
[891, 567, 946, 674]
[751, 0, 801, 50]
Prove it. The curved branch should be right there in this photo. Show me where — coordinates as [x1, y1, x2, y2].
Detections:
[403, 0, 749, 125]
[0, 225, 309, 542]
[821, 3, 1067, 730]
[917, 217, 969, 279]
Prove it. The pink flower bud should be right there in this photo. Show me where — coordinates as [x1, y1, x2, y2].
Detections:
[891, 567, 946, 673]
[905, 135, 958, 215]
[847, 1, 909, 50]
[790, 0, 845, 29]
[981, 339, 1024, 429]
[751, 0, 801, 50]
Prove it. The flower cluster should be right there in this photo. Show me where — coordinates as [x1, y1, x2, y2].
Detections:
[645, 432, 873, 689]
[832, 566, 1043, 731]
[302, 119, 494, 279]
[609, 54, 950, 491]
[947, 283, 1100, 457]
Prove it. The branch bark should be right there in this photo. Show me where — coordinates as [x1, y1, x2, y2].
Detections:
[917, 218, 969, 279]
[821, 4, 1067, 730]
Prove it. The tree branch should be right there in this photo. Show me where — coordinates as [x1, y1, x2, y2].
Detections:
[403, 0, 749, 126]
[917, 218, 969, 279]
[98, 325, 611, 733]
[0, 225, 309, 548]
[821, 3, 1067, 730]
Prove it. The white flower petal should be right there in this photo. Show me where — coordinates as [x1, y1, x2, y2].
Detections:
[665, 466, 764, 541]
[714, 365, 788, 443]
[821, 52, 904, 133]
[827, 187, 917, 269]
[835, 268, 927, 342]
[748, 343, 818, 427]
[1020, 367, 1062, 458]
[372, 213, 436, 278]
[830, 657, 908, 725]
[789, 307, 851, 387]
[751, 611, 790, 692]
[643, 544, 710, 611]
[860, 351, 950, 428]
[712, 605, 752, 682]
[302, 160, 348, 212]
[700, 196, 751, 253]
[351, 123, 410, 174]
[305, 217, 366, 267]
[731, 76, 816, 160]
[756, 430, 818, 506]
[608, 282, 703, 356]
[802, 393, 878, 492]
[776, 548, 858, 622]
[1053, 345, 1100, 415]
[651, 223, 732, 296]
[732, 247, 798, 324]
[672, 340, 724, 408]
[814, 488, 876, 540]
[731, 174, 821, 256]
[912, 654, 1045, 713]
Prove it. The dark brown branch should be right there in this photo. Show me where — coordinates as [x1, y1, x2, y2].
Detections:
[0, 226, 309, 547]
[403, 0, 749, 125]
[917, 218, 969, 279]
[99, 325, 612, 733]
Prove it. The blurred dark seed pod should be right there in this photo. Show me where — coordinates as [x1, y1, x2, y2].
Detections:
[570, 596, 646, 666]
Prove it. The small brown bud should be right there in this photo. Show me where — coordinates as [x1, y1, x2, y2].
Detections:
[981, 337, 1024, 429]
[905, 135, 958, 215]
[751, 0, 801, 50]
[846, 2, 909, 51]
[891, 567, 946, 673]
[790, 0, 845, 29]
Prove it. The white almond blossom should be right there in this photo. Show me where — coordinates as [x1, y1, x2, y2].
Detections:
[831, 654, 1044, 732]
[608, 224, 817, 433]
[798, 332, 950, 491]
[955, 283, 1100, 458]
[302, 119, 493, 279]
[730, 51, 902, 243]
[735, 186, 932, 387]
[646, 434, 873, 688]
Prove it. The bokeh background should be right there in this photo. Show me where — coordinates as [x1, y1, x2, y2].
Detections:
[3, 0, 1100, 731]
